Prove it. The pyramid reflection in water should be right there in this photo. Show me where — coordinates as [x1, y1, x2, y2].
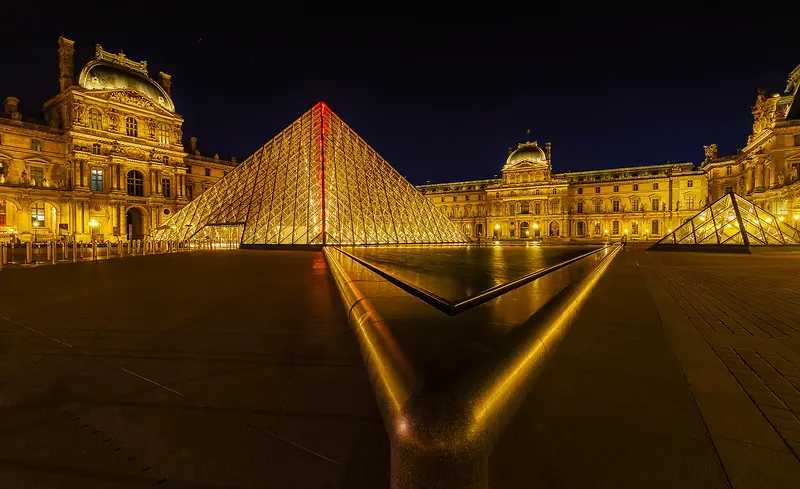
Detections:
[650, 191, 800, 252]
[153, 103, 467, 246]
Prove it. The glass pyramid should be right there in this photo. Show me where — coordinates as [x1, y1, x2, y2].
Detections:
[652, 191, 800, 250]
[153, 103, 467, 245]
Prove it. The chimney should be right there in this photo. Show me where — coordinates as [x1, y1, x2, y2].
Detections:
[231, 157, 237, 163]
[189, 137, 197, 153]
[58, 36, 75, 93]
[545, 142, 552, 160]
[3, 97, 20, 119]
[159, 72, 172, 95]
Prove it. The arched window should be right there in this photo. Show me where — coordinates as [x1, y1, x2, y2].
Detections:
[476, 223, 484, 237]
[631, 221, 639, 234]
[31, 202, 45, 226]
[127, 170, 144, 196]
[509, 203, 516, 216]
[612, 220, 620, 235]
[87, 108, 103, 130]
[576, 221, 585, 236]
[520, 221, 530, 238]
[549, 221, 560, 237]
[158, 123, 170, 146]
[550, 201, 558, 214]
[593, 221, 601, 235]
[552, 188, 557, 194]
[520, 201, 530, 214]
[125, 117, 138, 137]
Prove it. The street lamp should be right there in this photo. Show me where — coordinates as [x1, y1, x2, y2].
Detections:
[88, 219, 99, 240]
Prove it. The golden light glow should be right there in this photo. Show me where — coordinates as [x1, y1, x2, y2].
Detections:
[494, 224, 500, 229]
[624, 229, 628, 234]
[532, 223, 539, 229]
[764, 217, 772, 223]
[88, 218, 99, 228]
[794, 215, 799, 221]
[778, 216, 784, 222]
[667, 228, 673, 233]
[33, 221, 39, 228]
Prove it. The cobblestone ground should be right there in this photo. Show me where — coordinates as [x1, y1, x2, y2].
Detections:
[644, 250, 800, 487]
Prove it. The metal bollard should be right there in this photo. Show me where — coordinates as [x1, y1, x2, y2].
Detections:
[92, 240, 97, 261]
[1, 244, 5, 265]
[72, 241, 77, 262]
[106, 241, 111, 259]
[119, 241, 125, 258]
[47, 242, 52, 261]
[51, 243, 56, 265]
[26, 242, 32, 264]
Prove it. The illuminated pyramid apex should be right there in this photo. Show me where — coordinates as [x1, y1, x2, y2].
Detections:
[154, 103, 467, 246]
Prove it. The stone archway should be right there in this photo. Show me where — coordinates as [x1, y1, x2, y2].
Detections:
[549, 221, 560, 237]
[125, 207, 145, 239]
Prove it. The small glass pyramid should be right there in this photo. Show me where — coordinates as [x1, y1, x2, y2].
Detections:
[153, 103, 467, 246]
[651, 191, 800, 251]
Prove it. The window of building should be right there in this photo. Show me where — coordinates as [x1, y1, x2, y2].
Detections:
[593, 221, 601, 235]
[87, 108, 102, 130]
[651, 198, 660, 211]
[125, 117, 138, 137]
[633, 184, 639, 191]
[651, 220, 660, 234]
[653, 183, 659, 190]
[577, 202, 584, 213]
[576, 221, 585, 236]
[440, 197, 444, 203]
[534, 189, 540, 195]
[631, 221, 639, 234]
[185, 185, 193, 200]
[0, 200, 5, 226]
[724, 185, 733, 195]
[478, 194, 484, 200]
[550, 201, 558, 214]
[612, 200, 620, 212]
[91, 169, 103, 192]
[534, 201, 541, 214]
[164, 156, 169, 165]
[31, 139, 43, 151]
[205, 167, 211, 177]
[612, 220, 620, 235]
[686, 196, 694, 210]
[520, 201, 530, 214]
[687, 180, 693, 187]
[795, 134, 800, 146]
[162, 178, 171, 197]
[552, 189, 557, 195]
[466, 194, 470, 201]
[632, 199, 639, 212]
[594, 201, 601, 213]
[92, 143, 101, 155]
[595, 186, 600, 193]
[725, 166, 732, 176]
[577, 188, 583, 195]
[452, 196, 457, 202]
[509, 203, 516, 216]
[127, 170, 144, 196]
[613, 185, 619, 192]
[186, 165, 192, 174]
[31, 202, 45, 226]
[31, 167, 44, 186]
[158, 123, 170, 146]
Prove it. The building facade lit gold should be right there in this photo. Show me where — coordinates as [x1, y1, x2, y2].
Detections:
[0, 37, 237, 243]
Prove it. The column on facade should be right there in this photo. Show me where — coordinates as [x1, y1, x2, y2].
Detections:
[156, 170, 161, 194]
[109, 164, 116, 191]
[754, 161, 765, 190]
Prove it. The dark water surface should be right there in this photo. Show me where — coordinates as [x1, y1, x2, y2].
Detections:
[343, 244, 602, 302]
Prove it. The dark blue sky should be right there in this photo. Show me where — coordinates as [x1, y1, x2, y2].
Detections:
[2, 4, 796, 185]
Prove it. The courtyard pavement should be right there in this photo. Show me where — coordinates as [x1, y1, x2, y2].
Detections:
[1, 247, 799, 487]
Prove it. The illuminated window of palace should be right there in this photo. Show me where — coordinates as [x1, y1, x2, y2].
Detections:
[631, 221, 639, 234]
[651, 220, 660, 234]
[91, 169, 103, 192]
[687, 180, 693, 187]
[577, 188, 582, 194]
[550, 201, 558, 214]
[612, 200, 620, 212]
[520, 201, 530, 214]
[125, 117, 138, 137]
[162, 178, 171, 197]
[653, 182, 659, 190]
[205, 167, 211, 177]
[31, 167, 44, 186]
[158, 123, 170, 146]
[632, 199, 639, 212]
[633, 184, 639, 191]
[92, 143, 101, 155]
[127, 170, 144, 196]
[87, 108, 102, 130]
[594, 201, 601, 213]
[0, 200, 6, 226]
[686, 196, 694, 210]
[31, 139, 43, 151]
[576, 221, 585, 235]
[612, 220, 619, 234]
[31, 202, 45, 225]
[577, 202, 584, 213]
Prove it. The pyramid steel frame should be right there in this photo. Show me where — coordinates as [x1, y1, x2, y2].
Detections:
[650, 191, 800, 252]
[153, 103, 467, 246]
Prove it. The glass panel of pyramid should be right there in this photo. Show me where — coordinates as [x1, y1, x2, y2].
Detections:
[153, 103, 467, 245]
[653, 192, 800, 250]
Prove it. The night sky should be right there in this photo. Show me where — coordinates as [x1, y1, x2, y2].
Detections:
[2, 5, 796, 185]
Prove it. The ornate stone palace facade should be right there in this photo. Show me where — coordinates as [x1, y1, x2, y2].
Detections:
[419, 64, 800, 242]
[0, 37, 237, 242]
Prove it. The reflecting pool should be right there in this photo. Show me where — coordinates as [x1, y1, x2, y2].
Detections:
[342, 244, 601, 302]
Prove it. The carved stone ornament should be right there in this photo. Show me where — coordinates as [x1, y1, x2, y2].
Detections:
[147, 118, 157, 139]
[73, 99, 84, 124]
[173, 125, 182, 143]
[703, 143, 718, 161]
[95, 44, 148, 76]
[107, 108, 119, 131]
[108, 90, 156, 110]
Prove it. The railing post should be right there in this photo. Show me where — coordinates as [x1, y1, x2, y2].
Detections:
[106, 241, 111, 259]
[72, 240, 77, 262]
[51, 242, 56, 265]
[25, 241, 32, 264]
[92, 240, 97, 261]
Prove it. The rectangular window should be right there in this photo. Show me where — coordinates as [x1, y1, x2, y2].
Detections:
[594, 201, 601, 213]
[158, 124, 170, 146]
[440, 197, 444, 203]
[0, 200, 6, 226]
[653, 183, 659, 190]
[92, 143, 101, 155]
[478, 194, 484, 200]
[632, 200, 639, 212]
[91, 169, 103, 192]
[520, 201, 530, 214]
[509, 203, 516, 216]
[652, 198, 660, 211]
[687, 180, 693, 187]
[186, 165, 192, 174]
[612, 221, 619, 234]
[577, 188, 583, 195]
[31, 139, 43, 151]
[550, 202, 558, 214]
[725, 166, 731, 176]
[595, 186, 600, 193]
[465, 195, 470, 201]
[724, 185, 733, 195]
[577, 202, 584, 213]
[612, 200, 620, 212]
[613, 185, 619, 192]
[652, 220, 660, 234]
[534, 201, 541, 214]
[31, 167, 44, 186]
[125, 117, 138, 137]
[452, 196, 457, 202]
[686, 196, 694, 210]
[162, 178, 171, 197]
[31, 202, 45, 226]
[205, 167, 211, 177]
[631, 221, 639, 234]
[633, 184, 639, 191]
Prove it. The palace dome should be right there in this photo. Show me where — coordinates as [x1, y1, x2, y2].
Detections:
[505, 141, 547, 168]
[78, 60, 175, 112]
